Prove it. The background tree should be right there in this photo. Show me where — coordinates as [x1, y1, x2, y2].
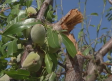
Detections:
[0, 0, 112, 81]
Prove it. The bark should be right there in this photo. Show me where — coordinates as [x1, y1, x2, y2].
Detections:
[36, 0, 52, 21]
[108, 0, 112, 4]
[65, 54, 84, 81]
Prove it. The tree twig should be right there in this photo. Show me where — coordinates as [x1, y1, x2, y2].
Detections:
[0, 7, 10, 13]
[108, 0, 112, 4]
[36, 0, 52, 21]
[58, 62, 66, 68]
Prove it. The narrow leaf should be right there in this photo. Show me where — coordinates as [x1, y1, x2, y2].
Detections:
[7, 39, 17, 56]
[3, 18, 37, 35]
[97, 24, 101, 34]
[45, 54, 53, 73]
[5, 69, 30, 79]
[83, 48, 90, 55]
[4, 0, 18, 4]
[61, 33, 77, 58]
[90, 25, 95, 27]
[78, 29, 83, 39]
[49, 72, 56, 81]
[91, 13, 98, 16]
[47, 28, 60, 48]
[101, 27, 108, 30]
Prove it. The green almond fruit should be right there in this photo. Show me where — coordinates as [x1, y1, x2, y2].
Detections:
[31, 24, 46, 46]
[28, 55, 43, 72]
[0, 74, 10, 81]
[26, 7, 37, 15]
[22, 52, 40, 68]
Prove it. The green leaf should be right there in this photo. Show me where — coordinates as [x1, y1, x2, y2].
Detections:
[10, 4, 20, 15]
[4, 0, 18, 4]
[40, 76, 44, 81]
[49, 53, 57, 68]
[5, 69, 30, 79]
[36, 0, 44, 10]
[2, 36, 11, 44]
[0, 58, 7, 71]
[12, 39, 18, 53]
[106, 7, 112, 12]
[49, 72, 56, 81]
[25, 0, 33, 7]
[7, 39, 18, 56]
[61, 33, 77, 58]
[97, 24, 101, 32]
[17, 10, 27, 21]
[53, 15, 58, 21]
[105, 13, 110, 17]
[45, 5, 55, 22]
[78, 29, 83, 39]
[83, 48, 90, 56]
[90, 13, 98, 16]
[45, 54, 53, 73]
[90, 25, 95, 27]
[46, 11, 53, 22]
[1, 42, 10, 56]
[101, 27, 108, 30]
[0, 14, 7, 18]
[3, 23, 22, 35]
[3, 18, 37, 35]
[47, 28, 60, 48]
[103, 36, 106, 44]
[7, 10, 27, 24]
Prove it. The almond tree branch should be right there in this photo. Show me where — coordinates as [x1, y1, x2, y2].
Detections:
[36, 0, 52, 21]
[96, 38, 112, 57]
[58, 62, 66, 68]
[108, 0, 112, 4]
[0, 7, 10, 13]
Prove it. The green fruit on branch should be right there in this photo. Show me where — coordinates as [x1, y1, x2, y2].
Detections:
[0, 74, 10, 81]
[22, 52, 40, 68]
[31, 24, 46, 46]
[26, 7, 37, 16]
[28, 54, 43, 72]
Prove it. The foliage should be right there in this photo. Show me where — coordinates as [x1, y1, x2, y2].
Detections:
[0, 0, 76, 81]
[0, 0, 112, 81]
